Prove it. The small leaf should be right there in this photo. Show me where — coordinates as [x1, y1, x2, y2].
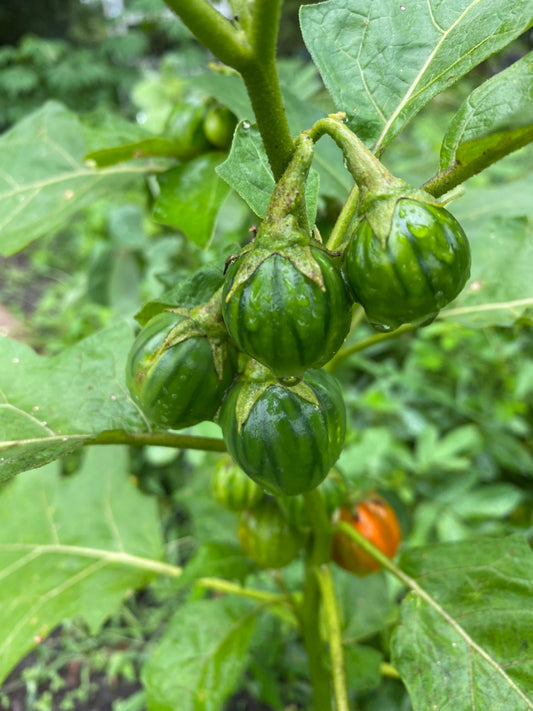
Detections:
[300, 0, 533, 152]
[217, 121, 320, 224]
[392, 535, 533, 711]
[86, 137, 179, 168]
[142, 597, 256, 711]
[178, 542, 254, 588]
[153, 153, 231, 247]
[0, 446, 163, 684]
[441, 52, 533, 169]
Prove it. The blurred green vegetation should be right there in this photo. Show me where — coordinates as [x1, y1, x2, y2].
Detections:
[0, 2, 532, 710]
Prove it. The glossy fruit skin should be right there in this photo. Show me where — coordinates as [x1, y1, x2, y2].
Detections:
[203, 105, 238, 150]
[222, 247, 353, 378]
[332, 497, 401, 576]
[165, 101, 211, 161]
[211, 457, 264, 512]
[219, 368, 346, 496]
[279, 469, 347, 530]
[238, 499, 304, 568]
[344, 198, 471, 331]
[126, 311, 236, 429]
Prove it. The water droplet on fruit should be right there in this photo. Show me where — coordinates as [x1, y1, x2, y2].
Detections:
[279, 375, 301, 386]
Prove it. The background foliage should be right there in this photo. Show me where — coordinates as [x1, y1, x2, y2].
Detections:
[0, 0, 532, 709]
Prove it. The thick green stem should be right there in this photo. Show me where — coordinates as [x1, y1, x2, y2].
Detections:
[162, 0, 251, 69]
[316, 565, 350, 711]
[299, 488, 334, 710]
[423, 125, 533, 199]
[88, 430, 226, 452]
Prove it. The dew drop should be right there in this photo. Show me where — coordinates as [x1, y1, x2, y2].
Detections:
[370, 322, 392, 333]
[400, 4, 406, 9]
[33, 406, 40, 411]
[12, 357, 20, 364]
[110, 394, 117, 401]
[279, 375, 301, 386]
[242, 120, 251, 130]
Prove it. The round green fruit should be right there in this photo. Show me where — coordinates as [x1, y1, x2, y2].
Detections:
[219, 367, 346, 496]
[344, 198, 471, 331]
[238, 499, 304, 569]
[278, 469, 347, 530]
[222, 247, 352, 378]
[126, 311, 236, 429]
[165, 100, 211, 161]
[203, 105, 237, 150]
[211, 457, 264, 512]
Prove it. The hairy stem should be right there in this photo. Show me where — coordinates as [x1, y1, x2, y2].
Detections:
[88, 430, 226, 452]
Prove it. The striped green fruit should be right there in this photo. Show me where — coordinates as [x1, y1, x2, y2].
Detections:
[219, 367, 346, 496]
[238, 499, 305, 569]
[222, 246, 353, 378]
[344, 198, 470, 332]
[126, 310, 236, 429]
[211, 457, 264, 512]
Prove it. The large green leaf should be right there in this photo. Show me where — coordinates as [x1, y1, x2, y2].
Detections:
[392, 535, 533, 711]
[153, 153, 231, 247]
[142, 597, 256, 711]
[0, 446, 164, 684]
[441, 52, 533, 170]
[0, 322, 146, 479]
[0, 102, 148, 256]
[300, 0, 533, 152]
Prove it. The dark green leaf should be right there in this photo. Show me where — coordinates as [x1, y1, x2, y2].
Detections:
[142, 597, 256, 711]
[153, 153, 231, 247]
[441, 52, 533, 169]
[300, 0, 533, 152]
[392, 535, 533, 711]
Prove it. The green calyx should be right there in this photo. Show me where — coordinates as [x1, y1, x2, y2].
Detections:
[162, 289, 232, 380]
[232, 359, 320, 434]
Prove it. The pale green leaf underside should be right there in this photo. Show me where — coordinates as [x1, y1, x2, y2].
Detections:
[0, 323, 147, 479]
[441, 51, 533, 169]
[0, 102, 147, 256]
[0, 447, 163, 684]
[393, 536, 533, 711]
[300, 0, 533, 152]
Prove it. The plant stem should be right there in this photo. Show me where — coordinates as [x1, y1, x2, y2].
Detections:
[162, 0, 251, 69]
[326, 182, 360, 251]
[197, 577, 289, 607]
[165, 0, 294, 179]
[88, 430, 226, 452]
[423, 125, 533, 199]
[316, 565, 350, 711]
[300, 488, 334, 710]
[326, 323, 415, 371]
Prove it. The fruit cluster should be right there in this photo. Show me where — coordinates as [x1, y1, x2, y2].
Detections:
[126, 123, 470, 499]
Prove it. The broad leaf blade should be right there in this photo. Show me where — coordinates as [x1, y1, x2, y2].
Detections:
[440, 212, 533, 327]
[0, 446, 164, 684]
[0, 323, 146, 479]
[86, 136, 179, 168]
[142, 597, 256, 711]
[0, 102, 147, 256]
[153, 153, 231, 247]
[441, 52, 533, 169]
[300, 0, 533, 152]
[392, 535, 533, 711]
